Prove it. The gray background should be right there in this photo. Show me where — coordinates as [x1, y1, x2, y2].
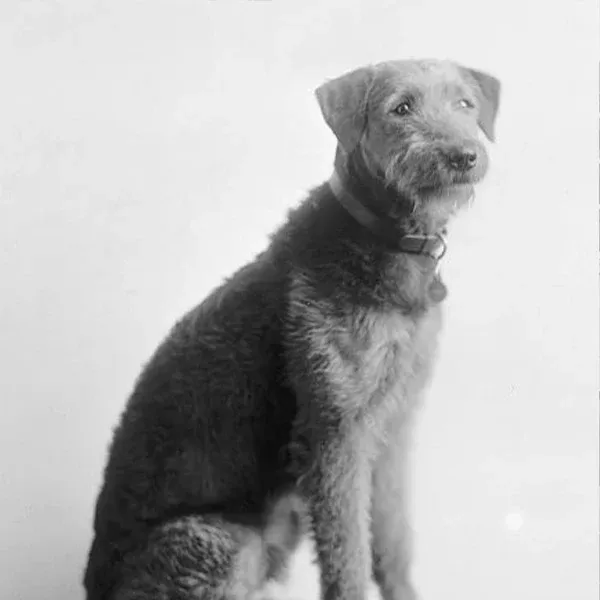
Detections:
[0, 1, 597, 599]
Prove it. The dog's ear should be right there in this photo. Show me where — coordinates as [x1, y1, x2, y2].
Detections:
[460, 67, 501, 142]
[315, 66, 375, 151]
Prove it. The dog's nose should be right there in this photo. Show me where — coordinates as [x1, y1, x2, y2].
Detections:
[448, 148, 478, 171]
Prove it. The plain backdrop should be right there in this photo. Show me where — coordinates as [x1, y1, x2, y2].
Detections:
[0, 1, 598, 599]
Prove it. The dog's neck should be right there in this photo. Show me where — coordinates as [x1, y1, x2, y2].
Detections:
[329, 147, 447, 262]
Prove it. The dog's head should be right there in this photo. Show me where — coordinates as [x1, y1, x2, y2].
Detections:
[316, 59, 500, 221]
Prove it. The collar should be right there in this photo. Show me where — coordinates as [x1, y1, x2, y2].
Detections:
[328, 169, 448, 261]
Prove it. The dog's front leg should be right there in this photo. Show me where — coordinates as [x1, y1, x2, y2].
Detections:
[371, 415, 418, 600]
[298, 414, 372, 600]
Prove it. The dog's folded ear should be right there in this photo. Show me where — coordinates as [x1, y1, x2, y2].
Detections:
[460, 67, 501, 142]
[315, 66, 375, 152]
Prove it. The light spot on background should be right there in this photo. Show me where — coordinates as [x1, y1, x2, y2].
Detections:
[505, 511, 525, 533]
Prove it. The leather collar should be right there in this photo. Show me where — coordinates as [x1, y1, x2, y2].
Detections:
[328, 169, 448, 261]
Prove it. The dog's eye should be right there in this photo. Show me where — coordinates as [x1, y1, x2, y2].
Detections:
[393, 101, 412, 116]
[458, 98, 475, 109]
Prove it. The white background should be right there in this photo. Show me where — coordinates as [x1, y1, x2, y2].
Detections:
[0, 1, 598, 599]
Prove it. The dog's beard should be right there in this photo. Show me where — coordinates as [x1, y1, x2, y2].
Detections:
[355, 144, 477, 231]
[417, 185, 474, 228]
[383, 152, 476, 230]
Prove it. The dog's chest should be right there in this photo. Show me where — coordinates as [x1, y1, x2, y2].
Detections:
[328, 305, 442, 416]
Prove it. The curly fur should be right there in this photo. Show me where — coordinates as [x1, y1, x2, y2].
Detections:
[84, 58, 500, 600]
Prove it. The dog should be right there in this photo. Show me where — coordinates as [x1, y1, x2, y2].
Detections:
[84, 58, 500, 600]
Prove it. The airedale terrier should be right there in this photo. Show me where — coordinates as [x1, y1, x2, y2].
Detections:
[84, 58, 500, 600]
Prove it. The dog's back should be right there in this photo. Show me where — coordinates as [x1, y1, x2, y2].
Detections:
[84, 254, 300, 599]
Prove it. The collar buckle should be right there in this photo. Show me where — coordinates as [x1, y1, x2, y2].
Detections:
[430, 232, 447, 261]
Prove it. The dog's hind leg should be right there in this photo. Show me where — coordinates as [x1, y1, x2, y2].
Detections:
[114, 516, 243, 600]
[113, 494, 304, 600]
